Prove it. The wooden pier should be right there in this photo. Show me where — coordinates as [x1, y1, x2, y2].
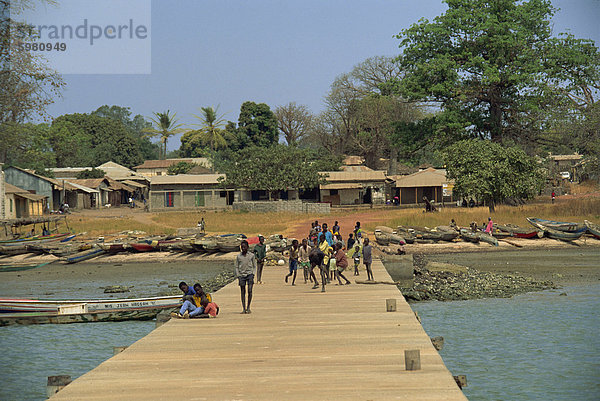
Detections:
[50, 259, 467, 400]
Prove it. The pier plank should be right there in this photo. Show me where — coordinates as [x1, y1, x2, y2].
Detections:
[50, 259, 467, 400]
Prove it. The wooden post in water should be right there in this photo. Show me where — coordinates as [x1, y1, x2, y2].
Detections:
[113, 346, 128, 355]
[386, 298, 397, 312]
[404, 350, 421, 371]
[47, 375, 71, 398]
[453, 375, 467, 389]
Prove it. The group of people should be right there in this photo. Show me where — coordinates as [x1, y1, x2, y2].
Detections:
[285, 220, 374, 292]
[172, 282, 219, 319]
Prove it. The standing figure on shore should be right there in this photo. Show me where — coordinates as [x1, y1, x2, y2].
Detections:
[318, 235, 333, 287]
[308, 245, 325, 291]
[314, 220, 321, 234]
[235, 240, 257, 314]
[347, 233, 355, 251]
[362, 238, 374, 281]
[285, 239, 300, 286]
[298, 238, 312, 284]
[551, 191, 556, 204]
[332, 221, 340, 236]
[484, 217, 493, 234]
[334, 243, 351, 285]
[354, 222, 362, 244]
[253, 235, 266, 284]
[309, 222, 317, 244]
[352, 244, 361, 276]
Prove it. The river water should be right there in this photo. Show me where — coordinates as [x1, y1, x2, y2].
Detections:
[412, 284, 600, 400]
[1, 258, 599, 400]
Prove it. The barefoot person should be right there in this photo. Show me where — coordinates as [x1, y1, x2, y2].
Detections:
[285, 239, 300, 286]
[334, 243, 351, 285]
[253, 235, 267, 284]
[235, 240, 257, 314]
[308, 245, 325, 291]
[298, 238, 312, 284]
[362, 238, 374, 281]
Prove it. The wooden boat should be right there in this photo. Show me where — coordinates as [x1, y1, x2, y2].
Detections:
[475, 232, 499, 246]
[129, 241, 159, 252]
[0, 261, 53, 273]
[432, 226, 460, 241]
[63, 247, 106, 263]
[98, 243, 127, 253]
[0, 232, 73, 244]
[195, 236, 219, 253]
[527, 217, 586, 233]
[0, 295, 182, 326]
[493, 224, 542, 239]
[374, 229, 390, 246]
[217, 234, 245, 253]
[397, 226, 454, 242]
[0, 244, 30, 256]
[532, 222, 586, 241]
[459, 228, 480, 243]
[584, 220, 600, 239]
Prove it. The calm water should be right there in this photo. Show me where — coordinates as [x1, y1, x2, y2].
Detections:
[412, 284, 600, 401]
[0, 321, 155, 401]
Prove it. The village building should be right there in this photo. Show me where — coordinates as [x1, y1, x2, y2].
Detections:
[548, 153, 583, 182]
[66, 177, 134, 208]
[390, 167, 454, 205]
[3, 183, 46, 219]
[134, 158, 212, 177]
[3, 166, 60, 211]
[149, 174, 235, 210]
[319, 168, 387, 205]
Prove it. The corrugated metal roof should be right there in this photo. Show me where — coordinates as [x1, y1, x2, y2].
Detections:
[121, 180, 147, 188]
[340, 165, 373, 172]
[68, 178, 107, 189]
[320, 170, 387, 182]
[4, 183, 29, 194]
[320, 183, 362, 190]
[65, 181, 100, 193]
[16, 192, 47, 201]
[151, 174, 225, 185]
[394, 168, 451, 188]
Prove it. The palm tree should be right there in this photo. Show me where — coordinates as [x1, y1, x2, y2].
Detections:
[193, 106, 228, 154]
[145, 110, 185, 159]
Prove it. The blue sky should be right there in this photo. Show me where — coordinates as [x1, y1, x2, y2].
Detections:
[34, 0, 600, 151]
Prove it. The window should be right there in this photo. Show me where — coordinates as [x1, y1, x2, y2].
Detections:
[220, 191, 227, 198]
[330, 189, 339, 195]
[10, 199, 13, 213]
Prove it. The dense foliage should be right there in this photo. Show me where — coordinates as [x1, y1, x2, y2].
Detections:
[167, 161, 197, 175]
[76, 168, 106, 179]
[444, 140, 544, 211]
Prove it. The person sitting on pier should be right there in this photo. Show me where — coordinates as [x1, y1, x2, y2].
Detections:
[178, 281, 196, 300]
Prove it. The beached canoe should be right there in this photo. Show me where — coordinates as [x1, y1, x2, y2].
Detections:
[475, 232, 499, 246]
[0, 261, 53, 273]
[217, 234, 245, 253]
[493, 224, 543, 239]
[63, 247, 106, 263]
[0, 295, 182, 326]
[129, 240, 159, 252]
[374, 229, 390, 246]
[527, 217, 586, 233]
[584, 220, 600, 239]
[0, 232, 72, 244]
[529, 221, 586, 241]
[459, 228, 480, 243]
[98, 243, 128, 253]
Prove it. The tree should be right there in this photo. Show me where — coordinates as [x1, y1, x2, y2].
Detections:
[395, 0, 599, 148]
[219, 145, 335, 200]
[167, 161, 197, 175]
[92, 105, 159, 160]
[192, 106, 228, 155]
[50, 113, 143, 167]
[76, 168, 105, 179]
[0, 122, 56, 170]
[0, 0, 64, 126]
[237, 102, 278, 148]
[444, 140, 544, 212]
[145, 110, 185, 159]
[274, 102, 313, 146]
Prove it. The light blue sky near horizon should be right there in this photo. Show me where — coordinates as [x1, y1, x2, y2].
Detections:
[38, 0, 600, 151]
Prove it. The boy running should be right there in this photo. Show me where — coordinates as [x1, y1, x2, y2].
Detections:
[298, 238, 312, 284]
[334, 243, 351, 285]
[285, 239, 300, 286]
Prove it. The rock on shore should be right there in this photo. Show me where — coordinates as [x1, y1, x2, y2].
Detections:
[399, 254, 557, 302]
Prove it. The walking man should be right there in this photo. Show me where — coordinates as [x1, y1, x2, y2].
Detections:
[235, 240, 257, 314]
[362, 238, 374, 281]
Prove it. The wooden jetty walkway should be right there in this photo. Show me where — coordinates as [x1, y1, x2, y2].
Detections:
[50, 259, 467, 400]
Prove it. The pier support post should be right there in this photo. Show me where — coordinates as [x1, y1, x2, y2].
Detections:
[47, 375, 71, 398]
[430, 336, 444, 351]
[404, 350, 421, 371]
[113, 346, 128, 355]
[453, 375, 467, 389]
[386, 298, 397, 312]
